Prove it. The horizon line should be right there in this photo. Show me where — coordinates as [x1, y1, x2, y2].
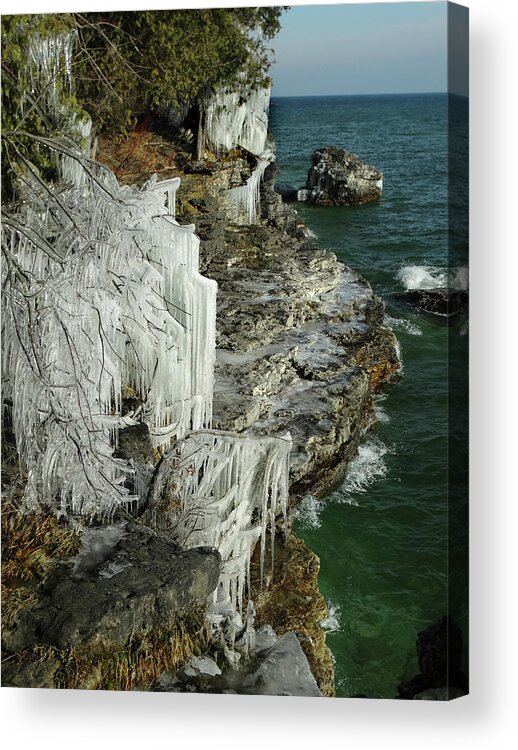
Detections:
[270, 91, 468, 99]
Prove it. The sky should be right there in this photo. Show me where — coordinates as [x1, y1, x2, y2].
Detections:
[270, 2, 459, 97]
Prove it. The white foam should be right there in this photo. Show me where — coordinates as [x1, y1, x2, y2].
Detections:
[294, 494, 324, 529]
[304, 227, 317, 239]
[330, 437, 391, 505]
[396, 265, 447, 291]
[385, 315, 422, 337]
[373, 395, 390, 424]
[396, 264, 469, 293]
[320, 599, 342, 633]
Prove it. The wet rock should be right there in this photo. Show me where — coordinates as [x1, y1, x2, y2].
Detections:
[302, 146, 383, 206]
[242, 632, 322, 697]
[3, 524, 220, 653]
[400, 288, 468, 317]
[274, 183, 298, 202]
[251, 535, 335, 697]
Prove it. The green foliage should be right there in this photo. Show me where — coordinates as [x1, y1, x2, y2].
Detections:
[72, 7, 285, 133]
[1, 8, 285, 197]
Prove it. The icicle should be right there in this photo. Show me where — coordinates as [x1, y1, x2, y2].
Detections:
[225, 150, 274, 224]
[205, 84, 271, 157]
[3, 32, 218, 516]
[150, 430, 292, 628]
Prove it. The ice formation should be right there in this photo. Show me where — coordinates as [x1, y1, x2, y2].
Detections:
[205, 84, 271, 157]
[3, 30, 292, 638]
[3, 150, 218, 516]
[205, 83, 273, 224]
[150, 429, 291, 627]
[3, 32, 218, 515]
[226, 150, 274, 224]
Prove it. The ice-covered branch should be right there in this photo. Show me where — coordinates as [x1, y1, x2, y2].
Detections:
[148, 429, 291, 631]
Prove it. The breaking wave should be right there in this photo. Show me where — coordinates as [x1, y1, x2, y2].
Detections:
[396, 264, 468, 292]
[320, 599, 342, 633]
[329, 437, 391, 506]
[385, 315, 422, 336]
[294, 494, 324, 529]
[396, 264, 447, 291]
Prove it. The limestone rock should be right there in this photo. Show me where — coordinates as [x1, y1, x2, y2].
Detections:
[302, 146, 383, 206]
[242, 632, 322, 697]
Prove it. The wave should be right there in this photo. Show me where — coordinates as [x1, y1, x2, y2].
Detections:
[294, 494, 324, 529]
[320, 599, 342, 633]
[304, 227, 317, 239]
[396, 264, 468, 292]
[396, 264, 447, 291]
[330, 437, 391, 505]
[385, 315, 422, 336]
[373, 394, 390, 423]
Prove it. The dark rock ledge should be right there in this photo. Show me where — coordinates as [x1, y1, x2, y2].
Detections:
[398, 287, 468, 317]
[2, 524, 221, 689]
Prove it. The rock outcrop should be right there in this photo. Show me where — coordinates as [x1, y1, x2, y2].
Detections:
[2, 131, 398, 692]
[299, 146, 383, 206]
[241, 632, 322, 697]
[399, 288, 468, 317]
[171, 142, 399, 695]
[3, 524, 221, 654]
[186, 163, 399, 500]
[158, 627, 322, 697]
[397, 616, 468, 700]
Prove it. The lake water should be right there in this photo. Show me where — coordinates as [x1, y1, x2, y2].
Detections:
[269, 93, 468, 698]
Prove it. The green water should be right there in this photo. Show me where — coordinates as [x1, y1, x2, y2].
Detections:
[269, 94, 468, 698]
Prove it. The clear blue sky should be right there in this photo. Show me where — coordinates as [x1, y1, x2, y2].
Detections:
[270, 2, 452, 97]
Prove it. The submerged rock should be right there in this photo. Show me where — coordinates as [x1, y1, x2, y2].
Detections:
[301, 146, 383, 206]
[400, 287, 468, 317]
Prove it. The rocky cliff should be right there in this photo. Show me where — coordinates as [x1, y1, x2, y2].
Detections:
[123, 131, 400, 694]
[2, 117, 398, 696]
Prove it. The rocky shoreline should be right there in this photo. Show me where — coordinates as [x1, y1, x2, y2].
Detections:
[2, 130, 399, 696]
[172, 143, 400, 694]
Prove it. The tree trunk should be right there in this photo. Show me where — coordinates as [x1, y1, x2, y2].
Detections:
[195, 98, 205, 161]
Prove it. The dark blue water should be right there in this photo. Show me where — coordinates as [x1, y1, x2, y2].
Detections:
[269, 94, 468, 698]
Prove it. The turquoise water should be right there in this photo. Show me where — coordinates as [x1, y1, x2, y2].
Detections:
[269, 94, 468, 698]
